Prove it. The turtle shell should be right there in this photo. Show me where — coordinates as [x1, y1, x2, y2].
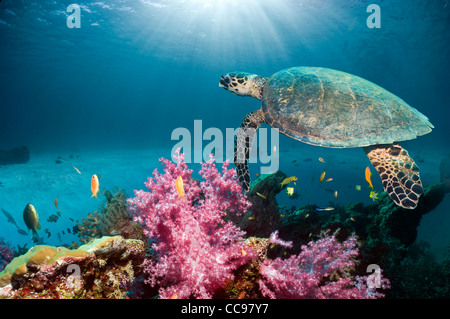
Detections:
[261, 67, 433, 148]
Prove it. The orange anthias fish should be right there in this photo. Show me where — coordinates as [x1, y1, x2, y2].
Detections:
[365, 166, 373, 189]
[319, 171, 326, 183]
[91, 174, 100, 198]
[176, 176, 185, 199]
[54, 198, 60, 211]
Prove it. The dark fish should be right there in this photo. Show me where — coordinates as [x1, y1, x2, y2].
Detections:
[2, 208, 18, 228]
[17, 228, 28, 236]
[47, 214, 59, 223]
[67, 228, 71, 234]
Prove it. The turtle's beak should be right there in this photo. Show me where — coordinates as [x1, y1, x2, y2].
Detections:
[219, 75, 230, 89]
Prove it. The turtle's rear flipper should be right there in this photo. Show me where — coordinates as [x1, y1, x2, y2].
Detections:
[235, 110, 264, 191]
[364, 143, 423, 209]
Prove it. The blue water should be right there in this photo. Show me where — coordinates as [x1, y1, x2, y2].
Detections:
[1, 1, 449, 261]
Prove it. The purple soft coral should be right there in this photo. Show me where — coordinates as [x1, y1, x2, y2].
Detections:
[128, 151, 255, 299]
[259, 233, 390, 299]
[0, 238, 14, 272]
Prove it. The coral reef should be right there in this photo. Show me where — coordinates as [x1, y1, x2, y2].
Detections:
[74, 187, 146, 247]
[0, 239, 14, 272]
[0, 236, 145, 299]
[0, 145, 30, 165]
[127, 152, 390, 299]
[275, 182, 447, 255]
[235, 171, 287, 238]
[127, 151, 256, 299]
[386, 241, 450, 298]
[266, 179, 448, 298]
[259, 233, 389, 299]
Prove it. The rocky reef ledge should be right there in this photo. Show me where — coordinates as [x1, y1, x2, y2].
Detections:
[0, 236, 145, 299]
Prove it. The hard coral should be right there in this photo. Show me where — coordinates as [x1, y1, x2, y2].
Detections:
[127, 150, 256, 299]
[0, 236, 145, 299]
[259, 233, 390, 299]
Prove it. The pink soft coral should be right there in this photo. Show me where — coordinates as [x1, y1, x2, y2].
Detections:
[259, 233, 390, 299]
[127, 150, 254, 299]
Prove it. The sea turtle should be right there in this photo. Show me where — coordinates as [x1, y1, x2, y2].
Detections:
[219, 66, 433, 209]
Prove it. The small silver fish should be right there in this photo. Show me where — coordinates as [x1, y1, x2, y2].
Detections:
[315, 207, 335, 212]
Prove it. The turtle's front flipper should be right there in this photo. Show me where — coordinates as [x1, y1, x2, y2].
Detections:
[364, 143, 423, 209]
[235, 110, 265, 191]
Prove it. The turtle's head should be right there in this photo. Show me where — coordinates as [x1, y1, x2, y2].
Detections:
[219, 72, 267, 100]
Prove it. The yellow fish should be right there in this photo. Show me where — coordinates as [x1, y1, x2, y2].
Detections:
[248, 216, 255, 220]
[73, 166, 81, 174]
[280, 176, 297, 188]
[355, 185, 362, 191]
[325, 178, 333, 182]
[319, 171, 326, 183]
[241, 249, 248, 257]
[369, 190, 379, 201]
[91, 174, 100, 198]
[256, 192, 267, 200]
[286, 187, 294, 196]
[318, 157, 325, 163]
[365, 167, 373, 189]
[171, 293, 178, 299]
[334, 191, 338, 199]
[176, 176, 185, 199]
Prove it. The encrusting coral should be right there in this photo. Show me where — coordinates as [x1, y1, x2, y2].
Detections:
[0, 236, 145, 299]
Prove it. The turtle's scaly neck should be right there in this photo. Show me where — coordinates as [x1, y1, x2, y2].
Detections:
[249, 75, 269, 101]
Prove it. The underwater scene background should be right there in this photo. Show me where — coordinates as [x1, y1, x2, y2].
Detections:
[0, 0, 449, 299]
